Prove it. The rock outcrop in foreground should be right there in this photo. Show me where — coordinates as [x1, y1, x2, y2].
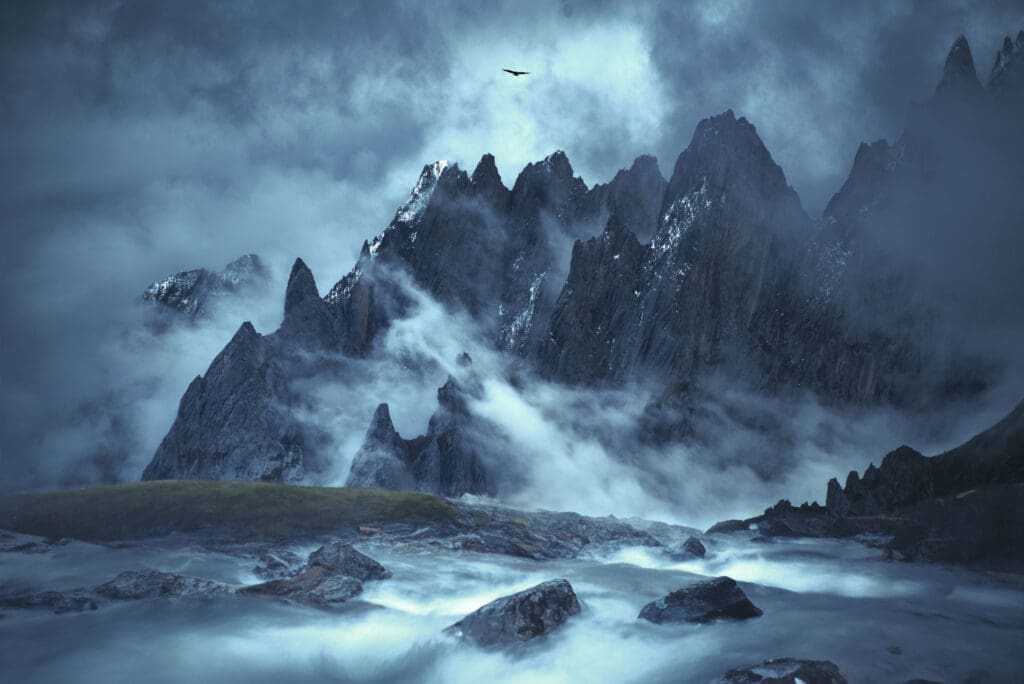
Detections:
[714, 658, 848, 684]
[96, 570, 232, 600]
[638, 576, 762, 624]
[447, 579, 581, 646]
[240, 542, 390, 606]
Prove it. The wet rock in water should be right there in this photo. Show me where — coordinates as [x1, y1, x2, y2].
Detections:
[706, 519, 750, 534]
[252, 547, 304, 580]
[0, 590, 98, 614]
[307, 542, 391, 581]
[95, 570, 233, 601]
[638, 576, 762, 624]
[241, 542, 390, 606]
[240, 565, 363, 605]
[671, 536, 704, 557]
[715, 658, 847, 683]
[448, 579, 582, 647]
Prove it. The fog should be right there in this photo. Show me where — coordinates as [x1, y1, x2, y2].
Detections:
[2, 2, 1023, 527]
[2, 531, 1021, 683]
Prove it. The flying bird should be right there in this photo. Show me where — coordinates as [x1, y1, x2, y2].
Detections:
[502, 68, 530, 76]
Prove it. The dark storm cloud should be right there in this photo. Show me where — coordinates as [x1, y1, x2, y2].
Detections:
[0, 0, 1020, 491]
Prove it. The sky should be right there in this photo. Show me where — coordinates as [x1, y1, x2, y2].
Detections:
[1, 0, 1022, 491]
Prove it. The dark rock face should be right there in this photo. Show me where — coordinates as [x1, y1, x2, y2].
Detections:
[448, 579, 581, 647]
[142, 33, 1021, 491]
[715, 658, 848, 684]
[541, 111, 813, 391]
[307, 542, 391, 581]
[345, 376, 495, 497]
[935, 36, 984, 98]
[826, 400, 1024, 518]
[713, 398, 1024, 565]
[827, 446, 933, 517]
[638, 576, 762, 624]
[142, 254, 269, 319]
[95, 570, 232, 600]
[142, 322, 322, 482]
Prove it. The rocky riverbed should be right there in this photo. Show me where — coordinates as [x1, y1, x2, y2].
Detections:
[2, 513, 1022, 683]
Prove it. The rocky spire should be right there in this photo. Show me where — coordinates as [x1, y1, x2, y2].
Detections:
[284, 258, 321, 317]
[280, 257, 336, 348]
[365, 403, 401, 445]
[471, 153, 511, 208]
[602, 154, 667, 243]
[936, 35, 982, 96]
[664, 109, 800, 225]
[987, 29, 1024, 99]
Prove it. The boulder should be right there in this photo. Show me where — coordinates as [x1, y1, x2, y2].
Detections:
[240, 565, 363, 606]
[96, 570, 232, 601]
[252, 547, 303, 580]
[638, 576, 762, 624]
[0, 590, 97, 614]
[681, 536, 707, 557]
[307, 542, 392, 581]
[448, 579, 581, 647]
[715, 658, 847, 683]
[240, 544, 389, 606]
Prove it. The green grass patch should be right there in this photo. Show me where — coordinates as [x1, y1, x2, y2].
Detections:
[0, 480, 459, 543]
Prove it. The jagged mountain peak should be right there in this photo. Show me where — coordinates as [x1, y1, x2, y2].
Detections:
[822, 138, 893, 222]
[284, 258, 320, 316]
[393, 160, 454, 225]
[232, 320, 260, 345]
[367, 403, 399, 441]
[471, 153, 502, 185]
[665, 109, 796, 218]
[513, 150, 581, 190]
[221, 254, 266, 285]
[142, 253, 269, 320]
[216, 320, 264, 368]
[470, 153, 510, 206]
[987, 28, 1024, 97]
[540, 149, 573, 174]
[936, 34, 982, 96]
[627, 153, 662, 176]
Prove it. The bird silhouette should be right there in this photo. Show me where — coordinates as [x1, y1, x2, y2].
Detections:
[502, 68, 530, 76]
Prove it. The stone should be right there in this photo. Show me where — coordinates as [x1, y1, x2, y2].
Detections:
[681, 536, 706, 558]
[448, 579, 581, 647]
[306, 542, 391, 581]
[638, 576, 762, 624]
[95, 570, 232, 601]
[240, 565, 363, 606]
[252, 548, 303, 580]
[715, 658, 847, 683]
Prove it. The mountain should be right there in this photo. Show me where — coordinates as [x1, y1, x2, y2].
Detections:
[827, 399, 1024, 517]
[715, 397, 1024, 565]
[142, 254, 270, 321]
[142, 32, 1022, 496]
[346, 365, 497, 497]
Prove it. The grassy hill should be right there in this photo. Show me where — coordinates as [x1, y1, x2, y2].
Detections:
[0, 480, 459, 542]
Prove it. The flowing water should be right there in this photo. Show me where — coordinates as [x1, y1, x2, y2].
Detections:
[1, 531, 1022, 683]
